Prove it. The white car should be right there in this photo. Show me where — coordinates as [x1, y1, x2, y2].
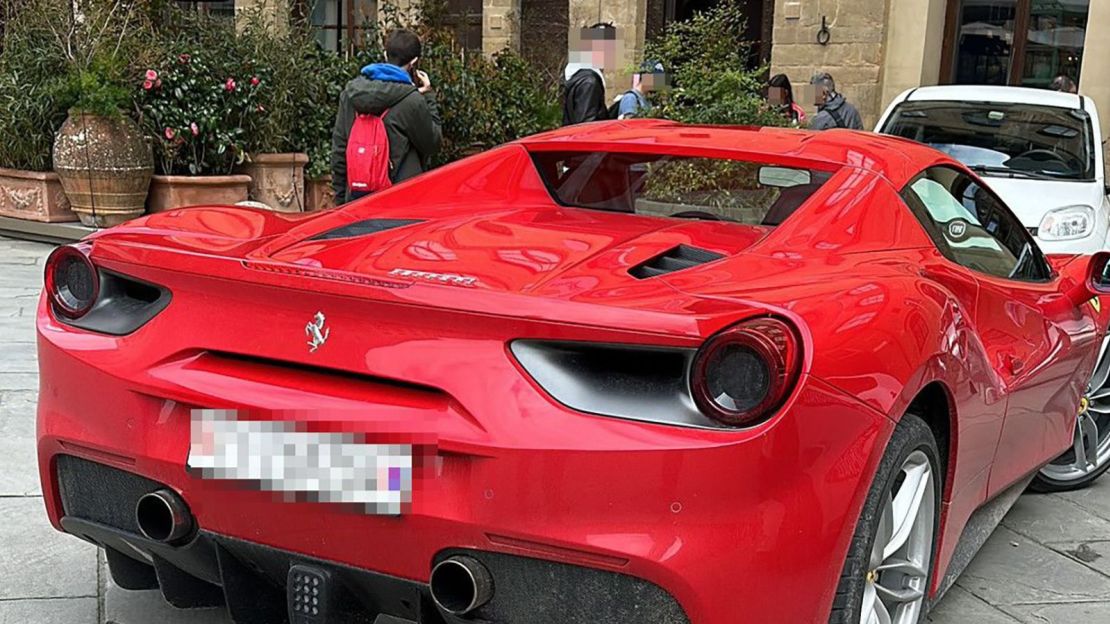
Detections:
[876, 85, 1110, 254]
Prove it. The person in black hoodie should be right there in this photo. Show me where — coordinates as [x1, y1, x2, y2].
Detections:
[331, 29, 443, 204]
[562, 24, 617, 125]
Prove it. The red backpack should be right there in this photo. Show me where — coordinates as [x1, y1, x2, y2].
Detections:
[346, 110, 392, 194]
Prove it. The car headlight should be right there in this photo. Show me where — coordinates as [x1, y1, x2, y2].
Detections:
[1038, 205, 1095, 241]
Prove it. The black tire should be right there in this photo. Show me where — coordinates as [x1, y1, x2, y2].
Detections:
[1029, 456, 1110, 493]
[828, 413, 942, 624]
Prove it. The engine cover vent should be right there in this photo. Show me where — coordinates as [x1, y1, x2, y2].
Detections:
[629, 245, 724, 279]
[309, 219, 422, 241]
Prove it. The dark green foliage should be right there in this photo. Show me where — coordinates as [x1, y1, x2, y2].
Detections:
[0, 0, 148, 169]
[643, 0, 784, 127]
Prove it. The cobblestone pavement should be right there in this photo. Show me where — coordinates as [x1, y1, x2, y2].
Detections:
[2, 236, 1109, 624]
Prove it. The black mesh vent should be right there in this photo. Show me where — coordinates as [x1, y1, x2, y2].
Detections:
[629, 244, 724, 279]
[309, 219, 421, 241]
[445, 549, 690, 624]
[56, 454, 163, 534]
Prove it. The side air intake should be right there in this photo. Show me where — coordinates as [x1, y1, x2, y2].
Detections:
[309, 219, 422, 241]
[629, 245, 724, 279]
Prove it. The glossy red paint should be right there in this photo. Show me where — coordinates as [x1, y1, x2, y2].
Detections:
[37, 121, 1108, 623]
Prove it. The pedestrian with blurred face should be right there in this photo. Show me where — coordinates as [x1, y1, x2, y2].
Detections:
[613, 60, 665, 120]
[808, 72, 863, 131]
[331, 29, 442, 204]
[768, 73, 806, 126]
[563, 23, 620, 125]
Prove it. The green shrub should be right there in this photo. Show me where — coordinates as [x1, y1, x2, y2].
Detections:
[407, 28, 559, 164]
[0, 0, 73, 170]
[643, 0, 783, 127]
[0, 0, 559, 175]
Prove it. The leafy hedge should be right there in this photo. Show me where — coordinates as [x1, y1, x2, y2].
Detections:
[643, 0, 784, 127]
[1, 0, 776, 176]
[0, 0, 558, 175]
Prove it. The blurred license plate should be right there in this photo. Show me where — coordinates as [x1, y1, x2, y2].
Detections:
[187, 409, 413, 515]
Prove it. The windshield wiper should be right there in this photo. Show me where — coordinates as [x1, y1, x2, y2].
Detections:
[968, 165, 1059, 181]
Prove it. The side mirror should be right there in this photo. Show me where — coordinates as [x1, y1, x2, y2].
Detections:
[1060, 251, 1110, 309]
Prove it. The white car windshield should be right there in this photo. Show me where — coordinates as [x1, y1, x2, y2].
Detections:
[880, 101, 1096, 181]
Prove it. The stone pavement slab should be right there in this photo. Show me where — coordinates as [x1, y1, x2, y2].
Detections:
[1001, 490, 1110, 543]
[956, 525, 1110, 605]
[1001, 602, 1110, 623]
[1058, 481, 1110, 523]
[0, 497, 98, 600]
[0, 597, 99, 624]
[0, 392, 41, 496]
[926, 585, 1020, 623]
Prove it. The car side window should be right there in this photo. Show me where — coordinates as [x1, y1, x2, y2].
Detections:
[901, 166, 1051, 282]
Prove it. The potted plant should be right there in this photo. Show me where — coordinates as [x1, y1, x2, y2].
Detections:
[0, 0, 81, 223]
[0, 69, 73, 223]
[137, 52, 256, 212]
[44, 0, 156, 227]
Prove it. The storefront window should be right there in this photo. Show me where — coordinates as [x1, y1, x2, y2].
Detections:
[1022, 0, 1088, 88]
[946, 0, 1090, 89]
[953, 0, 1017, 85]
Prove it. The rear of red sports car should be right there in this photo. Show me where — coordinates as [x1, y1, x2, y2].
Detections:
[37, 131, 907, 623]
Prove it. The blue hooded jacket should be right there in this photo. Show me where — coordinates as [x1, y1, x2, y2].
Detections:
[361, 63, 414, 84]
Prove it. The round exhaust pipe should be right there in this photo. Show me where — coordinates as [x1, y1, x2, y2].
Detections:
[135, 489, 193, 544]
[429, 555, 493, 616]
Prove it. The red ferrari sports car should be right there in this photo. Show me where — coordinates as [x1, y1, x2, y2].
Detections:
[37, 121, 1110, 624]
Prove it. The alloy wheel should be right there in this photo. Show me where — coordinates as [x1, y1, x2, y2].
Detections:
[860, 450, 935, 624]
[1039, 335, 1110, 484]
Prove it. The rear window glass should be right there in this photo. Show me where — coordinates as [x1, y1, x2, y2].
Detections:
[530, 151, 832, 226]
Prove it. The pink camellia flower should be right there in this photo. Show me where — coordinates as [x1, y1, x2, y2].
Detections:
[225, 78, 236, 92]
[164, 127, 175, 140]
[178, 53, 191, 64]
[256, 104, 265, 113]
[250, 76, 260, 87]
[145, 69, 158, 81]
[190, 122, 199, 136]
[142, 80, 153, 90]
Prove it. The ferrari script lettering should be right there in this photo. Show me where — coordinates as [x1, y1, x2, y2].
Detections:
[389, 268, 478, 287]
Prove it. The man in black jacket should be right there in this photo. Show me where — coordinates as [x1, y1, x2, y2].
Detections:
[331, 29, 443, 204]
[562, 24, 617, 125]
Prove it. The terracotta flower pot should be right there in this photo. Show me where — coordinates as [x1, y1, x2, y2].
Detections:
[0, 167, 76, 223]
[305, 176, 335, 212]
[146, 174, 252, 213]
[240, 152, 308, 212]
[53, 111, 153, 227]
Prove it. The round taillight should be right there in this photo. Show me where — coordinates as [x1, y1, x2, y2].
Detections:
[691, 317, 801, 427]
[45, 245, 99, 319]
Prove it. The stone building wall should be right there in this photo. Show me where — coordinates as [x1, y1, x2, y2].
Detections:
[769, 0, 891, 128]
[483, 0, 521, 55]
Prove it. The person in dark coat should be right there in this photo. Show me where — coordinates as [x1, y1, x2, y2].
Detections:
[808, 72, 864, 131]
[331, 29, 443, 204]
[562, 23, 618, 125]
